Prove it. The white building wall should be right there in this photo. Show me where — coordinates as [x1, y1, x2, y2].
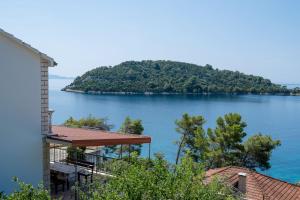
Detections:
[0, 34, 43, 193]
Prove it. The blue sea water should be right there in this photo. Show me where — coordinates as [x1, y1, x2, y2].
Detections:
[50, 79, 300, 183]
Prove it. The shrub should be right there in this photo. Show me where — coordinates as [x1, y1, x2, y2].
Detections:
[79, 154, 236, 200]
[1, 177, 50, 200]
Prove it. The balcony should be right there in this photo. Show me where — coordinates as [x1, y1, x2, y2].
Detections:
[46, 125, 151, 199]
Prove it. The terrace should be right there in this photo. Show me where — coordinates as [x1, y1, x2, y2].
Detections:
[46, 125, 152, 200]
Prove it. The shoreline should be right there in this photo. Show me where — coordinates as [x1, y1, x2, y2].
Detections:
[63, 88, 300, 96]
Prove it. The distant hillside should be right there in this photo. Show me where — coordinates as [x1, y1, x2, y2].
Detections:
[49, 74, 74, 80]
[63, 60, 290, 95]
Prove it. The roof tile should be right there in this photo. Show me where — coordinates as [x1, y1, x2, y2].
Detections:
[205, 166, 300, 200]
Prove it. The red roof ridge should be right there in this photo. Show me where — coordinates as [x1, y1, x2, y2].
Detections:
[205, 166, 231, 178]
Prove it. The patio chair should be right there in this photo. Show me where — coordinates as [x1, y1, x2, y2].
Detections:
[67, 158, 95, 184]
[51, 172, 67, 194]
[78, 169, 93, 184]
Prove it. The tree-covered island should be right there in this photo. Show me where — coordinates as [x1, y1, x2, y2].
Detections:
[63, 60, 292, 95]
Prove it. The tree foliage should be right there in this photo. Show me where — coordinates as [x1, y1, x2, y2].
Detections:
[243, 134, 281, 170]
[0, 178, 50, 200]
[80, 154, 236, 200]
[206, 114, 247, 168]
[175, 114, 206, 164]
[175, 113, 281, 170]
[291, 87, 300, 95]
[64, 60, 289, 94]
[120, 117, 144, 135]
[63, 115, 112, 130]
[119, 117, 144, 156]
[108, 117, 145, 157]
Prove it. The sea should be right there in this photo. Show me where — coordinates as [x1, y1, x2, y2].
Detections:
[50, 78, 300, 183]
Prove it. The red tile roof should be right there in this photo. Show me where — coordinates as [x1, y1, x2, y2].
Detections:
[205, 166, 300, 200]
[47, 126, 151, 147]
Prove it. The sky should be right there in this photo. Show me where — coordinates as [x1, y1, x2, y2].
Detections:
[0, 0, 299, 83]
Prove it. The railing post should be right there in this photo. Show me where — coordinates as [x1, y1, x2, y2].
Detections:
[148, 143, 151, 160]
[48, 109, 54, 134]
[128, 144, 131, 162]
[120, 145, 123, 159]
[74, 146, 78, 200]
[54, 144, 56, 162]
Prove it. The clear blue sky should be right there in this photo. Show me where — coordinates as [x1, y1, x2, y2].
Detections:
[0, 0, 299, 83]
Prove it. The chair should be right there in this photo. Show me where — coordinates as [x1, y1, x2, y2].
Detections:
[78, 169, 93, 184]
[67, 158, 94, 184]
[51, 171, 66, 194]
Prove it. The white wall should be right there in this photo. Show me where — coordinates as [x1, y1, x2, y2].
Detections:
[0, 34, 43, 194]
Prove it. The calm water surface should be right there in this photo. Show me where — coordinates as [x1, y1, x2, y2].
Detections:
[50, 79, 300, 183]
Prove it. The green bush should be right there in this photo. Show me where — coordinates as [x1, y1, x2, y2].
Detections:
[80, 154, 236, 200]
[66, 146, 86, 161]
[63, 115, 112, 130]
[1, 178, 50, 200]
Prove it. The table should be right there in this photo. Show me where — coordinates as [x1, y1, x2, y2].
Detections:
[50, 162, 81, 174]
[50, 162, 83, 189]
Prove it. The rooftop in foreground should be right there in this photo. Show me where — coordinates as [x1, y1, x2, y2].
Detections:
[47, 125, 151, 147]
[205, 166, 300, 200]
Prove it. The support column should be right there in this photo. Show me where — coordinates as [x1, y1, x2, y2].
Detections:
[42, 138, 50, 190]
[148, 143, 151, 160]
[75, 147, 78, 200]
[120, 145, 123, 159]
[128, 144, 131, 161]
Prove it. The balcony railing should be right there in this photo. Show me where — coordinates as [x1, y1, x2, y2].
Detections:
[50, 146, 122, 174]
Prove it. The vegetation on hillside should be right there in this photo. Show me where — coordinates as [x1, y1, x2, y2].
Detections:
[291, 87, 300, 95]
[64, 60, 289, 94]
[175, 113, 281, 170]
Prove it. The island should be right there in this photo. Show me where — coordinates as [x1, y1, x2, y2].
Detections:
[63, 60, 293, 95]
[49, 74, 74, 79]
